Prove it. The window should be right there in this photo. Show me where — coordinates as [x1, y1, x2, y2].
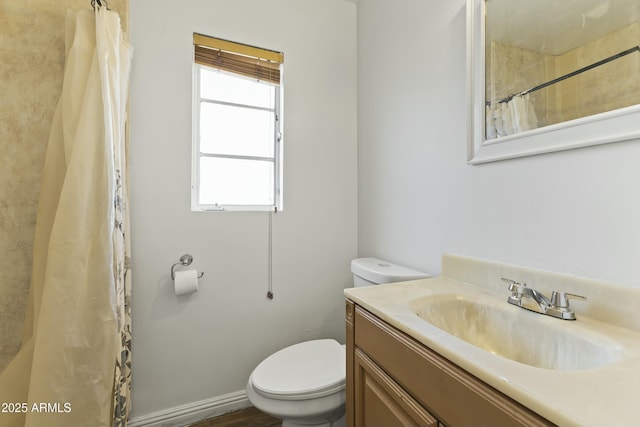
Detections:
[192, 34, 284, 211]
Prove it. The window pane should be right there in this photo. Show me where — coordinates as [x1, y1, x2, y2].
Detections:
[200, 102, 275, 158]
[199, 157, 274, 206]
[200, 67, 275, 109]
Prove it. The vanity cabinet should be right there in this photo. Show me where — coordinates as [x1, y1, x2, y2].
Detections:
[345, 300, 555, 427]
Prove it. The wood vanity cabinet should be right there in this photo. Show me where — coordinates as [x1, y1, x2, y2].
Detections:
[345, 300, 555, 427]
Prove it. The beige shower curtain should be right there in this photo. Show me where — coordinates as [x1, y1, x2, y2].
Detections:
[0, 5, 132, 427]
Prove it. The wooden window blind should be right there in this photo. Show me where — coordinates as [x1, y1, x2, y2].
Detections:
[193, 33, 284, 85]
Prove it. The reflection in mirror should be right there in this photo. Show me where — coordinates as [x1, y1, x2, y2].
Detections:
[484, 0, 640, 140]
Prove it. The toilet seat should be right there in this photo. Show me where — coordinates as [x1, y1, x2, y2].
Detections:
[250, 339, 346, 401]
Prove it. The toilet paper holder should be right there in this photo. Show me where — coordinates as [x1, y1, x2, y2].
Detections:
[171, 254, 205, 280]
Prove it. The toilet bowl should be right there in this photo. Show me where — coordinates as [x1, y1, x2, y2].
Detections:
[246, 258, 429, 427]
[246, 339, 346, 427]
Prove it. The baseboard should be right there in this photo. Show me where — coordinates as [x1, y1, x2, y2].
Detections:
[128, 390, 250, 427]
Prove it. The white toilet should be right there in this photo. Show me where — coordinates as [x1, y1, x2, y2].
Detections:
[246, 257, 429, 427]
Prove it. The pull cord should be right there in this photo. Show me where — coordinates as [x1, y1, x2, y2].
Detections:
[267, 207, 277, 299]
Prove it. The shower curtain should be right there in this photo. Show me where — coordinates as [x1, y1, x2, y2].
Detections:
[486, 93, 538, 139]
[0, 5, 132, 427]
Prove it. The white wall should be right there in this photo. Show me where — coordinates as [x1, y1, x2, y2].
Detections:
[357, 0, 640, 287]
[129, 0, 357, 419]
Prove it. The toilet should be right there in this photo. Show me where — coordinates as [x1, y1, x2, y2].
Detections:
[246, 257, 429, 427]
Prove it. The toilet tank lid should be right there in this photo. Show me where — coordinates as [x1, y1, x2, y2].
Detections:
[351, 257, 429, 284]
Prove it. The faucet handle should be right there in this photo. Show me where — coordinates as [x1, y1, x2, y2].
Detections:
[550, 291, 586, 309]
[502, 278, 528, 306]
[501, 277, 526, 294]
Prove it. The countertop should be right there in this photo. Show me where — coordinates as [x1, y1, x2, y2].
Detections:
[344, 254, 640, 427]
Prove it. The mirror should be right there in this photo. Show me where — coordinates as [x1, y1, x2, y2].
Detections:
[467, 0, 640, 164]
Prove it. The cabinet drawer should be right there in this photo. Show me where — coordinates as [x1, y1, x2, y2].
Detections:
[355, 348, 438, 427]
[355, 307, 554, 427]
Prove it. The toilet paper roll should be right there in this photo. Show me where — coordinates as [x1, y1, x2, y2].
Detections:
[174, 269, 200, 296]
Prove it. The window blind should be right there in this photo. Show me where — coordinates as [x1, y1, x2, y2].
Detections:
[193, 33, 283, 85]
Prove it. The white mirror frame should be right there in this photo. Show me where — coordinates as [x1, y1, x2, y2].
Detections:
[466, 0, 640, 164]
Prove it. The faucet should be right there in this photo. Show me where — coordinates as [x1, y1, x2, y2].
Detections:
[502, 278, 586, 320]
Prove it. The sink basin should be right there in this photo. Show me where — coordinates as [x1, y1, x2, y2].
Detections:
[409, 294, 623, 370]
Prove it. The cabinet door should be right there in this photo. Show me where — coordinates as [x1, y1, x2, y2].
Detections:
[354, 348, 438, 427]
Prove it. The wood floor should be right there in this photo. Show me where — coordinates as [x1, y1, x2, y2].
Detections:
[189, 407, 281, 427]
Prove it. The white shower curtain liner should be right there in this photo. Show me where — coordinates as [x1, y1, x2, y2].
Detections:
[486, 93, 538, 139]
[0, 6, 132, 427]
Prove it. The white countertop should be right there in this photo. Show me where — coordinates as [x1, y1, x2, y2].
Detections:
[345, 255, 640, 427]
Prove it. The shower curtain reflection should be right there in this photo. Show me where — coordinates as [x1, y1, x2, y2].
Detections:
[0, 5, 132, 427]
[486, 93, 538, 139]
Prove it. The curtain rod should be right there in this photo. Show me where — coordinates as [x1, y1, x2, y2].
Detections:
[487, 45, 640, 107]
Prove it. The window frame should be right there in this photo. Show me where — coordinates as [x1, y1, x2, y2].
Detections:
[191, 32, 284, 212]
[191, 63, 283, 212]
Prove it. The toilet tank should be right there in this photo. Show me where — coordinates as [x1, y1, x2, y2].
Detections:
[351, 257, 429, 287]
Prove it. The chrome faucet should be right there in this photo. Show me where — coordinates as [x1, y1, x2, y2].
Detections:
[502, 278, 586, 320]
